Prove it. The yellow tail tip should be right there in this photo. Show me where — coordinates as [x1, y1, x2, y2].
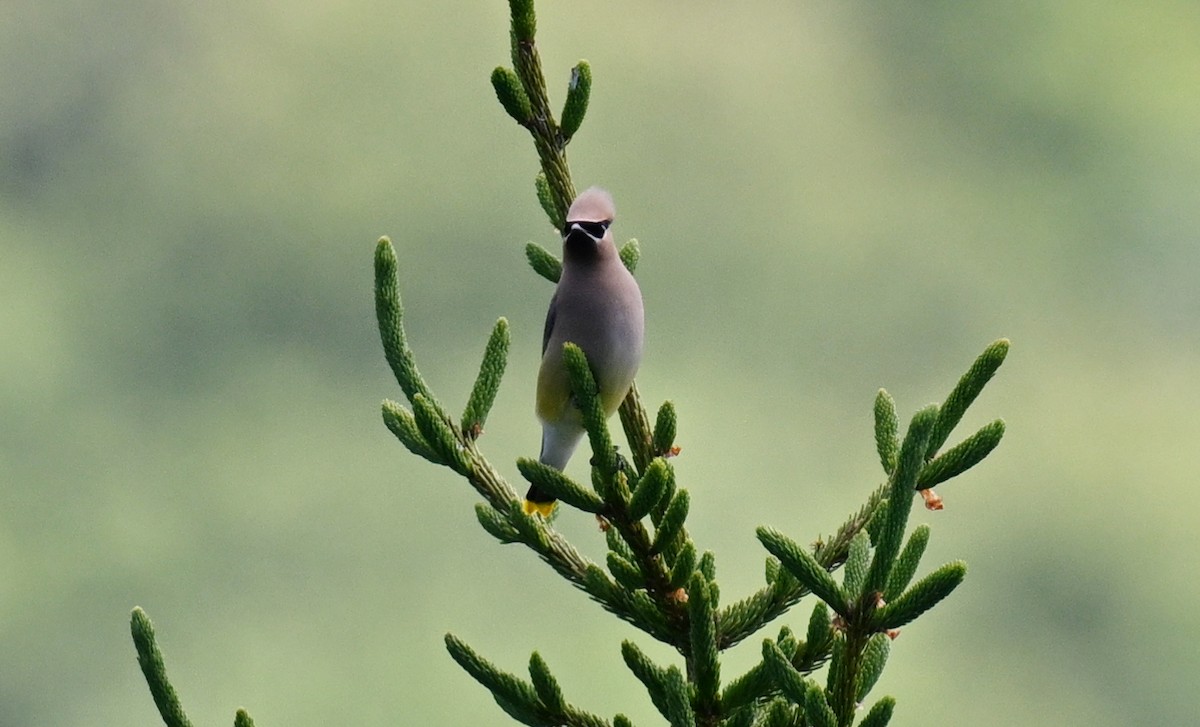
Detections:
[523, 500, 557, 517]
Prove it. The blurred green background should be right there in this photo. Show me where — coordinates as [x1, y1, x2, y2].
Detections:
[3, 1, 1197, 725]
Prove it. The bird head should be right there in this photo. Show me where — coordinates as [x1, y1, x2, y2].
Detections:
[562, 187, 615, 256]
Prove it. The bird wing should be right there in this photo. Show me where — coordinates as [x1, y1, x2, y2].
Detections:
[542, 289, 559, 355]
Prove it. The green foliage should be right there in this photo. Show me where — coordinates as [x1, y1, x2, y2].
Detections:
[130, 608, 195, 727]
[445, 637, 630, 727]
[561, 342, 617, 474]
[130, 607, 254, 727]
[719, 653, 775, 714]
[381, 398, 440, 464]
[803, 603, 834, 669]
[842, 530, 871, 602]
[508, 0, 536, 42]
[476, 502, 521, 544]
[608, 551, 646, 590]
[883, 525, 930, 602]
[856, 633, 891, 702]
[824, 636, 851, 721]
[628, 457, 671, 521]
[652, 401, 677, 456]
[864, 405, 938, 595]
[757, 527, 850, 617]
[374, 237, 439, 409]
[529, 652, 566, 715]
[560, 60, 592, 141]
[650, 488, 689, 555]
[492, 67, 533, 126]
[518, 457, 605, 513]
[873, 561, 967, 630]
[462, 317, 510, 437]
[918, 419, 1006, 489]
[413, 392, 471, 475]
[763, 640, 809, 705]
[927, 339, 1010, 457]
[669, 542, 698, 589]
[445, 635, 548, 725]
[129, 2, 1010, 725]
[534, 174, 565, 232]
[619, 239, 641, 274]
[622, 641, 673, 721]
[858, 697, 896, 727]
[663, 666, 697, 727]
[804, 683, 838, 727]
[874, 389, 899, 475]
[525, 240, 563, 283]
[717, 486, 883, 651]
[761, 700, 799, 727]
[688, 573, 721, 714]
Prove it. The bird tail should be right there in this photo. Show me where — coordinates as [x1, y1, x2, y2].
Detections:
[522, 498, 556, 517]
[524, 422, 586, 517]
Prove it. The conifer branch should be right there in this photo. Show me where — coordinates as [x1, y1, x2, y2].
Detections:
[369, 3, 997, 725]
[864, 405, 938, 596]
[858, 696, 896, 727]
[872, 561, 967, 630]
[525, 240, 562, 282]
[688, 573, 721, 716]
[927, 338, 1009, 457]
[757, 527, 850, 618]
[130, 608, 195, 727]
[856, 633, 891, 702]
[651, 401, 678, 458]
[374, 237, 442, 411]
[883, 524, 930, 602]
[501, 0, 576, 221]
[130, 607, 255, 727]
[717, 485, 885, 649]
[618, 383, 658, 476]
[805, 682, 839, 727]
[918, 419, 1005, 489]
[738, 342, 1009, 726]
[462, 318, 511, 438]
[124, 3, 1013, 725]
[873, 390, 899, 475]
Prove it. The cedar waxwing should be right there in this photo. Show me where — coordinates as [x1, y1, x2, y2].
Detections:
[524, 187, 645, 516]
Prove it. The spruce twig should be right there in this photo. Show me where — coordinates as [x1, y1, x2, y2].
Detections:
[717, 486, 886, 649]
[126, 3, 1011, 725]
[130, 607, 256, 727]
[130, 608, 195, 727]
[393, 1, 1012, 724]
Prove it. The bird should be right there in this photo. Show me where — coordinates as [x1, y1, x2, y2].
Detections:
[524, 187, 645, 517]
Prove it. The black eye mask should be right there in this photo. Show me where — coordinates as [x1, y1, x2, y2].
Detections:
[564, 220, 611, 239]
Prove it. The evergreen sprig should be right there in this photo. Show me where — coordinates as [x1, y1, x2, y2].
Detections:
[130, 607, 254, 727]
[462, 317, 511, 438]
[130, 608, 194, 727]
[757, 527, 850, 618]
[129, 2, 1010, 725]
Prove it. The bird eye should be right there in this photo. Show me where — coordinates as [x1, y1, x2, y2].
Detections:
[564, 220, 611, 238]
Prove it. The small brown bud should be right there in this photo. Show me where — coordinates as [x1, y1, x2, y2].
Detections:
[919, 488, 944, 511]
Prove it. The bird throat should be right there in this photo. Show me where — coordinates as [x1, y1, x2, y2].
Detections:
[562, 229, 604, 263]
